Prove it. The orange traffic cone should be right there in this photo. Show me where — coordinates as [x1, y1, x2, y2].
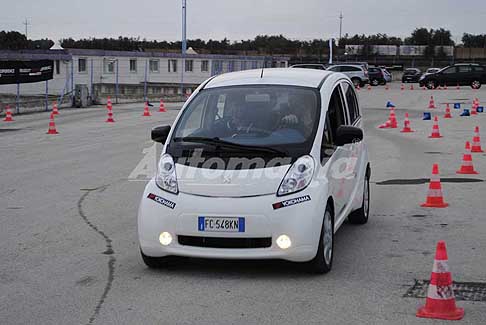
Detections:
[46, 113, 59, 134]
[410, 84, 414, 90]
[400, 112, 414, 133]
[389, 107, 398, 128]
[444, 104, 452, 118]
[416, 241, 464, 320]
[355, 84, 360, 91]
[3, 105, 14, 122]
[158, 99, 167, 112]
[52, 101, 59, 115]
[421, 164, 448, 208]
[106, 106, 115, 123]
[423, 86, 427, 91]
[457, 141, 479, 174]
[143, 101, 151, 117]
[385, 84, 389, 90]
[428, 96, 436, 109]
[428, 116, 442, 138]
[367, 84, 372, 91]
[471, 126, 484, 153]
[444, 85, 448, 90]
[456, 84, 460, 90]
[471, 98, 478, 115]
[437, 85, 442, 90]
[107, 96, 112, 110]
[400, 84, 405, 91]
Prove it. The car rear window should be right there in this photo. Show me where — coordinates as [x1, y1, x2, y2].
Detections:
[473, 66, 485, 72]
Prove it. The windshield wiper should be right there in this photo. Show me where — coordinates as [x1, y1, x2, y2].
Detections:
[173, 136, 287, 156]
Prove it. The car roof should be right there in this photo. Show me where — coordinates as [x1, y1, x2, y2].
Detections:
[204, 68, 334, 89]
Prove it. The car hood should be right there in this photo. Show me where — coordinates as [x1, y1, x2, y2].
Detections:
[175, 164, 291, 197]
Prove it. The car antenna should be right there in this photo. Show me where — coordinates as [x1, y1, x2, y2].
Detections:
[260, 68, 264, 78]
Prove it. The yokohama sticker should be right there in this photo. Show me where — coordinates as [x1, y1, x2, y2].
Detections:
[147, 193, 176, 209]
[272, 195, 311, 210]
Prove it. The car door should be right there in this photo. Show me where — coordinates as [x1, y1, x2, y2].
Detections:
[456, 65, 473, 86]
[321, 84, 351, 218]
[440, 66, 458, 86]
[341, 80, 363, 192]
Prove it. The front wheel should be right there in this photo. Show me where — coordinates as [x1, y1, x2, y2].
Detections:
[348, 170, 370, 224]
[306, 205, 334, 274]
[141, 250, 177, 268]
[426, 80, 436, 89]
[370, 79, 380, 86]
[471, 80, 481, 89]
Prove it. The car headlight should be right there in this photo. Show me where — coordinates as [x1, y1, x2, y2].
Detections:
[277, 155, 315, 196]
[155, 154, 179, 194]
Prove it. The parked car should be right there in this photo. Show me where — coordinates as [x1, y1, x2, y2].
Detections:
[138, 68, 371, 274]
[290, 64, 327, 70]
[402, 68, 422, 83]
[326, 64, 369, 87]
[382, 68, 393, 82]
[419, 63, 486, 89]
[368, 67, 387, 86]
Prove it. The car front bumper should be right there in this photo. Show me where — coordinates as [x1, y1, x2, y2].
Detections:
[138, 179, 328, 262]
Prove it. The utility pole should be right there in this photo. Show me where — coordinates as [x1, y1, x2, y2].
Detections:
[23, 18, 31, 39]
[181, 0, 187, 99]
[339, 12, 343, 41]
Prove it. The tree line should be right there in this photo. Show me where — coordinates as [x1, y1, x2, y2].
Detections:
[1, 28, 485, 53]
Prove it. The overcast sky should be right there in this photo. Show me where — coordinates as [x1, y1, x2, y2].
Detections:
[2, 0, 486, 43]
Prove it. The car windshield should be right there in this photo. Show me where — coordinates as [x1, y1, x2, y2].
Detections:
[167, 85, 320, 166]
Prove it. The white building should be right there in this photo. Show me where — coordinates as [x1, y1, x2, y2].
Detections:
[0, 49, 289, 102]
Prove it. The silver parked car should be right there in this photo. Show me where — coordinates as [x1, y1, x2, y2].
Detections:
[326, 64, 369, 88]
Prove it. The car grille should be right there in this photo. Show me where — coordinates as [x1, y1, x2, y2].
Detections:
[178, 235, 272, 249]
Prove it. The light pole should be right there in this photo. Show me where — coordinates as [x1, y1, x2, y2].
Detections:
[181, 0, 187, 100]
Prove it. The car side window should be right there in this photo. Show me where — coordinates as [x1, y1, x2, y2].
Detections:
[327, 86, 347, 139]
[328, 66, 340, 72]
[342, 82, 360, 125]
[443, 67, 457, 74]
[458, 66, 471, 73]
[473, 66, 485, 72]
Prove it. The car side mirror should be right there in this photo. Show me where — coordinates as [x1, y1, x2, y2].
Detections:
[151, 125, 171, 143]
[335, 125, 363, 146]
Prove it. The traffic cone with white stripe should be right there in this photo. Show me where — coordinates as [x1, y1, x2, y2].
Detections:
[428, 96, 436, 109]
[158, 99, 167, 112]
[423, 85, 427, 91]
[385, 84, 389, 90]
[444, 84, 448, 90]
[46, 112, 59, 134]
[143, 101, 151, 117]
[457, 141, 479, 174]
[400, 112, 414, 133]
[107, 96, 112, 110]
[444, 104, 452, 119]
[367, 84, 372, 91]
[400, 84, 405, 91]
[410, 84, 414, 90]
[3, 105, 14, 122]
[421, 164, 448, 208]
[428, 116, 442, 138]
[471, 98, 478, 115]
[456, 84, 460, 90]
[52, 101, 59, 115]
[106, 105, 115, 123]
[416, 241, 464, 320]
[389, 107, 398, 128]
[471, 126, 484, 153]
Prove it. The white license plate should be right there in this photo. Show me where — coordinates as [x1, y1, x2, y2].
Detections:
[198, 217, 245, 233]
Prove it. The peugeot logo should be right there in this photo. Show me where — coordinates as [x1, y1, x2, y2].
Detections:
[223, 175, 232, 184]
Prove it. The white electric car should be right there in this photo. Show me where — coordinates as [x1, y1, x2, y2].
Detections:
[138, 68, 370, 273]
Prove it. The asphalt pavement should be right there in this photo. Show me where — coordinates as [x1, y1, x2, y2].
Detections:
[1, 84, 485, 324]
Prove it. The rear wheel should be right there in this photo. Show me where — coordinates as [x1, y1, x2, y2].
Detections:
[471, 80, 481, 89]
[351, 78, 361, 88]
[348, 170, 370, 225]
[307, 205, 334, 274]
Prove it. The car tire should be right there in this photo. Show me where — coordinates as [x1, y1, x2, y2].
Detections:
[471, 80, 481, 89]
[306, 204, 334, 274]
[371, 79, 379, 86]
[351, 78, 361, 88]
[348, 168, 370, 225]
[140, 249, 175, 268]
[426, 80, 436, 89]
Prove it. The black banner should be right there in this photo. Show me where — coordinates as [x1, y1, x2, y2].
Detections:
[0, 60, 54, 84]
